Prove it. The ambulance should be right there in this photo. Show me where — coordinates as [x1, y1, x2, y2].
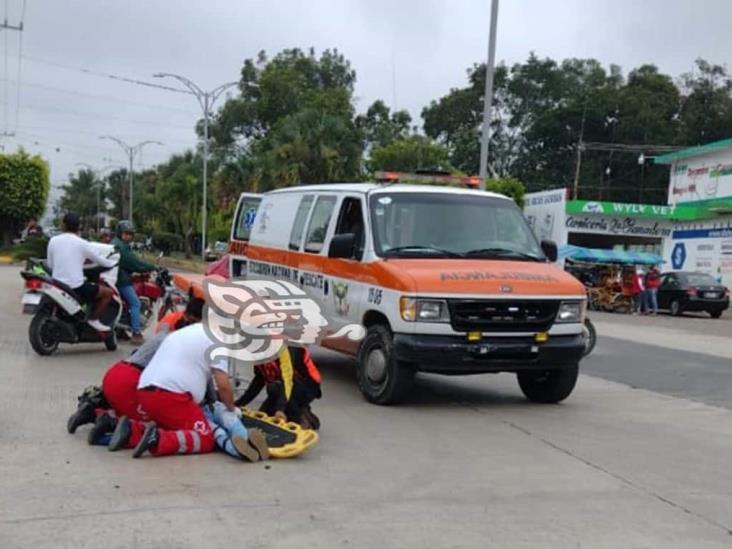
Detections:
[231, 174, 587, 405]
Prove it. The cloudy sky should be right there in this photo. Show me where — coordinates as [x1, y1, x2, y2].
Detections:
[4, 0, 732, 213]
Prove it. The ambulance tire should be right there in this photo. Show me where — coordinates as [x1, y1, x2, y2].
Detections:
[517, 363, 578, 404]
[357, 324, 415, 405]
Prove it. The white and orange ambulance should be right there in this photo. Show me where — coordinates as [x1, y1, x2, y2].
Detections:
[232, 176, 587, 405]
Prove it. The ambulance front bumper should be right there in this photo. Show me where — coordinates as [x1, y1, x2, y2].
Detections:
[392, 333, 585, 374]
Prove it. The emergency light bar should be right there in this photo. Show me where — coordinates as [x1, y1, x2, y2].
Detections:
[374, 171, 482, 188]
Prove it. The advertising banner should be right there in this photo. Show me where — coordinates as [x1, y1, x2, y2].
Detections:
[524, 188, 568, 245]
[668, 151, 732, 204]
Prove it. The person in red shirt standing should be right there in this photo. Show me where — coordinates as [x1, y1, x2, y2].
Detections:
[630, 267, 646, 315]
[645, 265, 661, 315]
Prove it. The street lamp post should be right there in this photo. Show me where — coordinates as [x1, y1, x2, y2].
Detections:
[478, 0, 500, 189]
[153, 72, 239, 259]
[75, 162, 124, 233]
[99, 136, 163, 222]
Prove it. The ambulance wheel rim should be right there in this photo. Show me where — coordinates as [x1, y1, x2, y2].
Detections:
[365, 348, 388, 384]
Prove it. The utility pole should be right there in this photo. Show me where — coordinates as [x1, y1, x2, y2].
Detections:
[478, 0, 500, 189]
[1, 12, 23, 137]
[99, 136, 162, 222]
[572, 107, 587, 200]
[153, 73, 239, 259]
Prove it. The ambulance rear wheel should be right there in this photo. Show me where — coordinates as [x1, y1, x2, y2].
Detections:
[357, 324, 414, 405]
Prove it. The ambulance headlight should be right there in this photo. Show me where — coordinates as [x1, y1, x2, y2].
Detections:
[400, 297, 450, 322]
[555, 301, 583, 323]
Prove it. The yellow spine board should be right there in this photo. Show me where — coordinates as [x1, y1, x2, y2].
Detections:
[240, 408, 319, 459]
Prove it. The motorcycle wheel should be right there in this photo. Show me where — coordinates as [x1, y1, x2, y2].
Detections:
[29, 310, 59, 355]
[582, 318, 597, 357]
[104, 330, 117, 351]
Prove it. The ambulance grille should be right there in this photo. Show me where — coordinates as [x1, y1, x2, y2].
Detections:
[447, 299, 559, 333]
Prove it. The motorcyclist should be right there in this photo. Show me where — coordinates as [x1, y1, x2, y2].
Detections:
[112, 220, 155, 345]
[46, 212, 117, 332]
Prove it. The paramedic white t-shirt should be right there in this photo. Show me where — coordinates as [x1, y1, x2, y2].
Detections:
[47, 232, 116, 289]
[138, 323, 227, 403]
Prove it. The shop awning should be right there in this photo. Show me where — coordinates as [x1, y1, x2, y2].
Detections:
[559, 245, 664, 265]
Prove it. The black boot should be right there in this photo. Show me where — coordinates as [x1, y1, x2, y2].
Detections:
[133, 422, 158, 458]
[67, 401, 96, 434]
[87, 412, 117, 445]
[108, 416, 131, 451]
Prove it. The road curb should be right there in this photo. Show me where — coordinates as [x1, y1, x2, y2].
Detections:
[0, 255, 14, 264]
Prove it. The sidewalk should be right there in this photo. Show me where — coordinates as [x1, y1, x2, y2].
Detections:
[591, 311, 732, 359]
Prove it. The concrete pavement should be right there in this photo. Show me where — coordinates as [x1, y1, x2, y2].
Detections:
[2, 265, 732, 548]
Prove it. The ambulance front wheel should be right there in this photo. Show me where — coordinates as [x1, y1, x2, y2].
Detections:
[517, 363, 579, 404]
[357, 324, 415, 405]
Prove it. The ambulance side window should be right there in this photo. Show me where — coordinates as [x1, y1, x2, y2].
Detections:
[289, 195, 314, 251]
[334, 197, 365, 260]
[304, 196, 337, 253]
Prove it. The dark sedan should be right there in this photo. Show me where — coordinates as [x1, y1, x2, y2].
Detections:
[658, 272, 730, 318]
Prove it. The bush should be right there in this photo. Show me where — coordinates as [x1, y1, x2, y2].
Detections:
[152, 232, 183, 254]
[485, 176, 526, 208]
[11, 237, 49, 261]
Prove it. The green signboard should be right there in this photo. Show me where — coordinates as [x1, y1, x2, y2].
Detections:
[566, 200, 702, 221]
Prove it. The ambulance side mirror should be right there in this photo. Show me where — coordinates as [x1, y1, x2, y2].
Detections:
[329, 233, 356, 259]
[541, 240, 558, 262]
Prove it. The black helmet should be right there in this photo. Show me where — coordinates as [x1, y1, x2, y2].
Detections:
[117, 220, 135, 237]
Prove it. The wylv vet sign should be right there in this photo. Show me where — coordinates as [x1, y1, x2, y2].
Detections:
[566, 200, 698, 221]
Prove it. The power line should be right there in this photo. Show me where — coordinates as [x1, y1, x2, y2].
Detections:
[7, 77, 199, 116]
[22, 54, 195, 96]
[2, 99, 196, 130]
[16, 122, 195, 146]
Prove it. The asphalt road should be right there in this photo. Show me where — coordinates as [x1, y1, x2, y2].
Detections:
[2, 265, 732, 548]
[583, 335, 732, 410]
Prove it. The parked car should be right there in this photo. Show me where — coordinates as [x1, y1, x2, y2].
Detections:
[658, 272, 730, 318]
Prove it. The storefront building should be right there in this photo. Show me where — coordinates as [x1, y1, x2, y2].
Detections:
[656, 138, 732, 286]
[524, 189, 681, 257]
[524, 137, 732, 286]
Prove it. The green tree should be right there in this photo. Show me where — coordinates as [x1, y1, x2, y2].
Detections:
[59, 169, 101, 233]
[0, 150, 50, 245]
[208, 48, 363, 186]
[367, 135, 451, 173]
[356, 100, 412, 149]
[678, 59, 732, 145]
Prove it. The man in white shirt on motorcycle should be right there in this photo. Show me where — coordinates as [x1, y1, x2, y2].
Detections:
[46, 213, 117, 332]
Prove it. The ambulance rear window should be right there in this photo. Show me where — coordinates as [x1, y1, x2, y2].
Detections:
[304, 196, 337, 253]
[289, 195, 314, 250]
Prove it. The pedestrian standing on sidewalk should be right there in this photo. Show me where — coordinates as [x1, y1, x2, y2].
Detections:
[631, 267, 646, 315]
[645, 265, 661, 315]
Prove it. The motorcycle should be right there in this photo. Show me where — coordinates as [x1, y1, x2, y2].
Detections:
[115, 267, 179, 338]
[20, 246, 123, 355]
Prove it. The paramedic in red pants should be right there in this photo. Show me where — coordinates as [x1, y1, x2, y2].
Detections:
[108, 323, 238, 458]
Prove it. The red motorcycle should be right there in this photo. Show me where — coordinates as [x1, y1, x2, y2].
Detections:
[116, 268, 182, 338]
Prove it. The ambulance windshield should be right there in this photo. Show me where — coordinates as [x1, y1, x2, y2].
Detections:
[370, 192, 544, 261]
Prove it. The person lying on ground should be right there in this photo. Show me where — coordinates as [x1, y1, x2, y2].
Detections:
[107, 323, 269, 461]
[203, 401, 268, 462]
[236, 346, 322, 430]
